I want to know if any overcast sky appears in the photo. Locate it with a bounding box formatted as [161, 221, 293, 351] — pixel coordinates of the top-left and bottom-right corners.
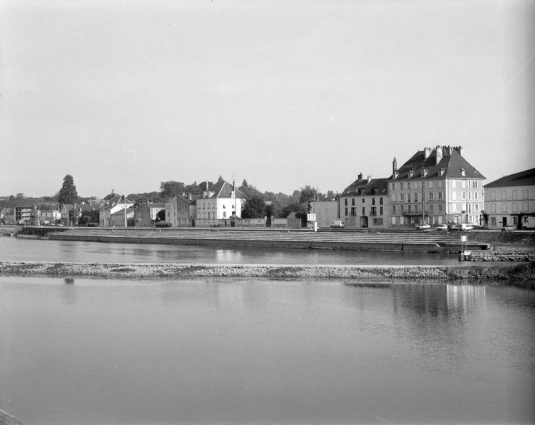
[1, 0, 534, 198]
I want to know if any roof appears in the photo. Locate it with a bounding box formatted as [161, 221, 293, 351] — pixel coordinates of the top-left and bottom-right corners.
[110, 208, 135, 216]
[390, 146, 485, 180]
[101, 195, 134, 209]
[484, 168, 535, 188]
[341, 178, 389, 197]
[202, 180, 246, 199]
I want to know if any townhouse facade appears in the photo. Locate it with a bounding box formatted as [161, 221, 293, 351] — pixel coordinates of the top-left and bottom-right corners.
[483, 168, 535, 229]
[99, 195, 134, 227]
[388, 146, 485, 227]
[166, 194, 197, 227]
[195, 180, 245, 227]
[339, 174, 389, 228]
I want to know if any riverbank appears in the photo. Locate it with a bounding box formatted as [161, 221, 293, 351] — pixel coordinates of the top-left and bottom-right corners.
[1, 261, 534, 284]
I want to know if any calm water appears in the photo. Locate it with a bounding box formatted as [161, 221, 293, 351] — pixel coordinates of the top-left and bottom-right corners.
[1, 277, 534, 424]
[0, 236, 467, 266]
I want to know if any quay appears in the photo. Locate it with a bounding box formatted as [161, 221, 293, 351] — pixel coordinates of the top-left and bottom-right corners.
[16, 226, 490, 253]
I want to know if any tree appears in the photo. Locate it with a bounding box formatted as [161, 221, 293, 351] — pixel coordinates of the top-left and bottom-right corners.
[218, 175, 225, 182]
[241, 194, 266, 219]
[265, 200, 282, 219]
[58, 175, 78, 206]
[298, 185, 320, 204]
[160, 181, 185, 200]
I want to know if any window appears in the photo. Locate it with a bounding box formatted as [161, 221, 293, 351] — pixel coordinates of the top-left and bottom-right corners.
[372, 198, 376, 205]
[408, 205, 411, 213]
[468, 192, 472, 200]
[414, 193, 418, 203]
[362, 207, 365, 215]
[429, 192, 434, 200]
[223, 212, 226, 218]
[512, 202, 518, 213]
[438, 192, 443, 200]
[437, 181, 442, 188]
[501, 203, 507, 213]
[352, 198, 355, 206]
[491, 203, 496, 213]
[400, 194, 404, 201]
[452, 192, 457, 201]
[523, 189, 529, 199]
[513, 216, 518, 225]
[380, 207, 383, 215]
[429, 205, 434, 212]
[400, 183, 404, 190]
[345, 208, 348, 216]
[401, 205, 405, 213]
[380, 197, 383, 205]
[467, 181, 472, 189]
[524, 202, 529, 212]
[392, 205, 397, 213]
[512, 190, 517, 201]
[474, 204, 479, 212]
[490, 191, 496, 201]
[391, 183, 396, 190]
[452, 203, 457, 212]
[473, 181, 478, 188]
[474, 192, 478, 200]
[362, 198, 365, 203]
[391, 194, 396, 202]
[501, 191, 507, 201]
[407, 193, 411, 203]
[461, 180, 466, 189]
[351, 207, 356, 216]
[344, 199, 348, 206]
[452, 180, 456, 188]
[438, 204, 443, 212]
[491, 217, 496, 226]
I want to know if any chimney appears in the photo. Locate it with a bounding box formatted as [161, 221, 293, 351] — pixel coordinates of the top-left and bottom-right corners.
[392, 157, 397, 175]
[435, 145, 443, 165]
[358, 172, 363, 180]
[456, 146, 463, 157]
[367, 176, 371, 183]
[424, 147, 432, 159]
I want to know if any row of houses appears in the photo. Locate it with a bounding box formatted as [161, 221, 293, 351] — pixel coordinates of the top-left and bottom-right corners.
[311, 145, 534, 231]
[2, 146, 534, 230]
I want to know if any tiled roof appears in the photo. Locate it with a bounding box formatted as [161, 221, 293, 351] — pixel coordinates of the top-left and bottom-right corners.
[391, 147, 485, 180]
[204, 180, 246, 199]
[341, 178, 389, 197]
[484, 168, 535, 188]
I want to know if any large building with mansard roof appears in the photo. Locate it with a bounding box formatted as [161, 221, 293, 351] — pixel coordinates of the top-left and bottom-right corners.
[387, 146, 485, 227]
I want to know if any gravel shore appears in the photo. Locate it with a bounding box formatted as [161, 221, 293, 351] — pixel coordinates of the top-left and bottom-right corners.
[1, 261, 534, 283]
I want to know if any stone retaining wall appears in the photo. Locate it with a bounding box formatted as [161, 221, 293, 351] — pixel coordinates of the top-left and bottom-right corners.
[465, 252, 535, 262]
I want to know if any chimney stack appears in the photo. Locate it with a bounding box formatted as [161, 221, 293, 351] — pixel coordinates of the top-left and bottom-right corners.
[367, 176, 371, 183]
[358, 172, 363, 180]
[435, 145, 443, 165]
[424, 147, 432, 159]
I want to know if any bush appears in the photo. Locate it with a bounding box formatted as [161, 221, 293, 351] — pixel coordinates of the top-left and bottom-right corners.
[155, 221, 172, 228]
[88, 222, 99, 227]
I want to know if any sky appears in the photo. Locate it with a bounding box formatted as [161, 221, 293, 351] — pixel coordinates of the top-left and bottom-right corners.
[1, 0, 534, 198]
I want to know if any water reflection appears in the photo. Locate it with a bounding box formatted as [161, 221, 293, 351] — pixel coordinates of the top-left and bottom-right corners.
[1, 277, 534, 424]
[1, 236, 469, 266]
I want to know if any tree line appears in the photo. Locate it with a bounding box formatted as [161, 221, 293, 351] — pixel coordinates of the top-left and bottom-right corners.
[1, 174, 340, 220]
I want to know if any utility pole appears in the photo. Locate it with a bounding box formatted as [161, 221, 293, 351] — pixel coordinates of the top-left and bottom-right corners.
[421, 181, 425, 225]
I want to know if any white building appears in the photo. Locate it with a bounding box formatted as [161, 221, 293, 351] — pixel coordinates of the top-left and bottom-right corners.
[195, 180, 246, 227]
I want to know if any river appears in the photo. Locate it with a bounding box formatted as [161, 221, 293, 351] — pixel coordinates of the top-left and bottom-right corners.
[0, 276, 534, 424]
[0, 236, 468, 266]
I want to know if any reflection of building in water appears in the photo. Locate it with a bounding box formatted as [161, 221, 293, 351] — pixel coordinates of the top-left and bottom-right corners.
[446, 284, 486, 313]
[215, 249, 243, 263]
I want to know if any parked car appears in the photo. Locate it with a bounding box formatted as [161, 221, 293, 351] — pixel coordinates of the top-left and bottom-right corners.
[331, 220, 345, 228]
[448, 224, 460, 231]
[416, 224, 431, 231]
[436, 224, 448, 231]
[460, 224, 474, 231]
[501, 225, 516, 232]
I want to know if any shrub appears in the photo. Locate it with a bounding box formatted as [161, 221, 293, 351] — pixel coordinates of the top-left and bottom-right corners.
[155, 221, 172, 228]
[88, 222, 99, 227]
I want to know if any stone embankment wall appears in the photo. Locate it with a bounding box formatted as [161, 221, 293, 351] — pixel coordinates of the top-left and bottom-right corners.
[1, 261, 534, 284]
[465, 252, 535, 262]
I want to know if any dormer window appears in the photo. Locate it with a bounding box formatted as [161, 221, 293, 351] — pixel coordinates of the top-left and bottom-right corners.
[408, 170, 413, 178]
[460, 168, 466, 176]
